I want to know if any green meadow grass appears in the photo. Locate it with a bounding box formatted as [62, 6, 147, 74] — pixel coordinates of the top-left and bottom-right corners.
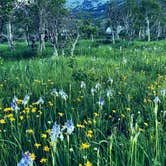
[0, 40, 166, 166]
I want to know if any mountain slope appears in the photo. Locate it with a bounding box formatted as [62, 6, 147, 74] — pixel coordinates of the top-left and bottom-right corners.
[66, 0, 110, 18]
[66, 0, 109, 9]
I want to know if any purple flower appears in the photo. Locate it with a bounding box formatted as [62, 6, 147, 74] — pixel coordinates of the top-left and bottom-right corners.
[59, 90, 68, 100]
[50, 122, 62, 142]
[36, 97, 44, 105]
[11, 102, 20, 111]
[51, 88, 59, 96]
[22, 95, 30, 107]
[63, 120, 74, 135]
[17, 152, 33, 166]
[12, 96, 18, 103]
[99, 98, 104, 107]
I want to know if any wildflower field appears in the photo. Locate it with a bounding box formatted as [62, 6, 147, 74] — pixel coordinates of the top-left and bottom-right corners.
[0, 40, 166, 166]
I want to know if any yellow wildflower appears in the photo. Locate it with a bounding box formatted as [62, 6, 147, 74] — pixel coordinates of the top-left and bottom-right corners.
[88, 120, 92, 125]
[87, 130, 93, 138]
[93, 112, 99, 118]
[48, 101, 53, 106]
[34, 143, 41, 148]
[40, 158, 47, 163]
[41, 134, 47, 139]
[4, 114, 13, 118]
[46, 129, 51, 133]
[121, 114, 126, 118]
[112, 110, 117, 113]
[84, 161, 92, 166]
[43, 146, 50, 152]
[144, 122, 149, 127]
[58, 112, 64, 117]
[17, 99, 23, 104]
[30, 153, 36, 161]
[31, 108, 37, 113]
[109, 115, 112, 118]
[26, 129, 34, 134]
[138, 128, 144, 132]
[77, 124, 85, 128]
[9, 117, 15, 122]
[50, 142, 57, 147]
[80, 143, 90, 150]
[24, 107, 30, 114]
[4, 107, 13, 112]
[144, 98, 147, 103]
[126, 107, 131, 112]
[0, 119, 6, 124]
[19, 116, 24, 120]
[148, 85, 155, 91]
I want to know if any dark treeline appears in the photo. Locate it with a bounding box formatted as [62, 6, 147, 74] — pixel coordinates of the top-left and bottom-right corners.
[0, 0, 166, 56]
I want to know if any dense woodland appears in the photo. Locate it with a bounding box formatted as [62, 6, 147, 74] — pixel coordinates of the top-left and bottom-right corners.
[0, 0, 166, 56]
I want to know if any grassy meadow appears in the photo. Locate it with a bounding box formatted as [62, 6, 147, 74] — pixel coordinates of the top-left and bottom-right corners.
[0, 40, 166, 166]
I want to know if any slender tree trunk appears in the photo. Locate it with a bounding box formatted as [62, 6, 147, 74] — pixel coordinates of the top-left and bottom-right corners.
[38, 9, 46, 54]
[62, 49, 65, 56]
[6, 20, 14, 51]
[157, 21, 161, 40]
[71, 33, 79, 57]
[116, 33, 120, 40]
[139, 27, 142, 40]
[53, 26, 58, 56]
[112, 31, 115, 44]
[25, 25, 30, 47]
[24, 33, 29, 47]
[53, 45, 58, 56]
[146, 17, 150, 42]
[0, 19, 4, 34]
[91, 34, 94, 42]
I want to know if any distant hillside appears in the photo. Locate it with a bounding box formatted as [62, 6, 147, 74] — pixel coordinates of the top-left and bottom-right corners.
[65, 0, 112, 18]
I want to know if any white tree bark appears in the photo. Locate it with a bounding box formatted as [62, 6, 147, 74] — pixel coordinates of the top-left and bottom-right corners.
[91, 34, 94, 42]
[116, 25, 124, 40]
[38, 9, 46, 54]
[139, 27, 142, 40]
[6, 20, 14, 51]
[62, 49, 65, 56]
[53, 25, 59, 56]
[112, 31, 115, 44]
[145, 17, 151, 42]
[53, 45, 58, 56]
[157, 21, 161, 40]
[71, 33, 79, 57]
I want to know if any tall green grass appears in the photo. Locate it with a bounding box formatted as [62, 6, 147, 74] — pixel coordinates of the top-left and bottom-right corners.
[0, 40, 165, 166]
